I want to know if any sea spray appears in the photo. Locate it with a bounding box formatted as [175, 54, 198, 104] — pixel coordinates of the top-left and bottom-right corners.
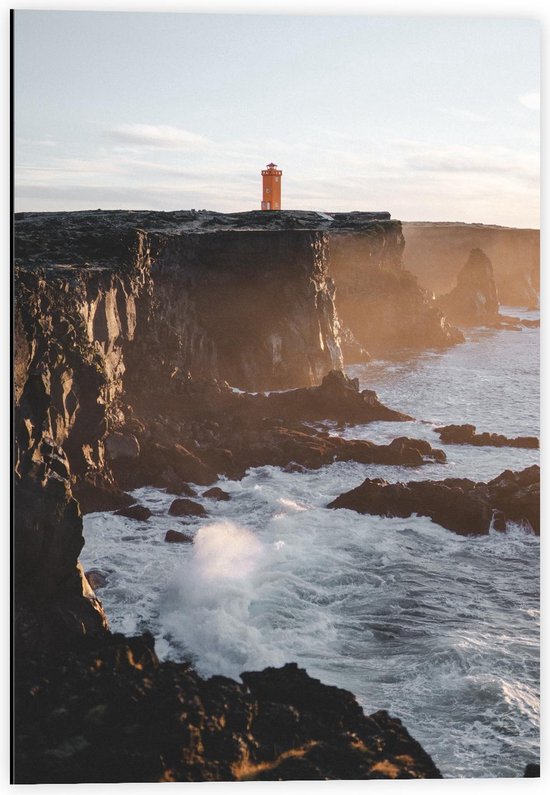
[160, 520, 287, 677]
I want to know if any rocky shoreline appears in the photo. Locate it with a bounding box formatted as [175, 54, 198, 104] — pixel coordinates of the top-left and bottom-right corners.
[13, 210, 540, 782]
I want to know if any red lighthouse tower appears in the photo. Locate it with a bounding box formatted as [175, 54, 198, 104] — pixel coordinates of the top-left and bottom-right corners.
[261, 162, 282, 210]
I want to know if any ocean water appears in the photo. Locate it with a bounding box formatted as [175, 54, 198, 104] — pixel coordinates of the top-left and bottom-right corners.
[81, 309, 540, 779]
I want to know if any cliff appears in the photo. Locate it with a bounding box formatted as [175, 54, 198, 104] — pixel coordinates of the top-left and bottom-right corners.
[14, 633, 442, 783]
[13, 211, 429, 645]
[329, 228, 463, 354]
[13, 209, 458, 781]
[402, 222, 540, 307]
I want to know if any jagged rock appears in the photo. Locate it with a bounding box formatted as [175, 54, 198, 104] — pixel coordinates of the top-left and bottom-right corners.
[223, 424, 445, 476]
[111, 442, 217, 491]
[437, 248, 500, 326]
[402, 221, 540, 308]
[85, 569, 108, 590]
[328, 232, 463, 354]
[13, 633, 442, 783]
[168, 498, 208, 517]
[72, 480, 134, 514]
[260, 370, 411, 424]
[165, 482, 198, 497]
[114, 504, 152, 521]
[435, 424, 539, 449]
[13, 439, 108, 652]
[202, 487, 231, 501]
[164, 529, 193, 544]
[104, 432, 140, 460]
[328, 465, 539, 535]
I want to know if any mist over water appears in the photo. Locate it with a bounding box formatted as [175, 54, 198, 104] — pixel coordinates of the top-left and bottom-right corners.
[82, 314, 539, 778]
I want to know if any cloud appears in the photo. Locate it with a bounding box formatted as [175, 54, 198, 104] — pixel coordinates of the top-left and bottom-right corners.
[519, 92, 540, 110]
[106, 124, 212, 150]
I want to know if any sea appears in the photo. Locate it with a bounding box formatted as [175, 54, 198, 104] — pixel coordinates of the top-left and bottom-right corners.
[81, 307, 540, 779]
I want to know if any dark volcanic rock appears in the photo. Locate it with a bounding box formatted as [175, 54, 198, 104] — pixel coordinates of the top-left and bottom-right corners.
[165, 482, 198, 497]
[261, 370, 411, 424]
[14, 438, 108, 652]
[168, 498, 208, 517]
[114, 504, 152, 521]
[72, 480, 135, 514]
[437, 248, 500, 326]
[85, 569, 108, 590]
[13, 633, 442, 783]
[111, 442, 217, 491]
[202, 487, 231, 501]
[328, 465, 539, 535]
[436, 424, 539, 449]
[164, 529, 193, 544]
[224, 425, 445, 477]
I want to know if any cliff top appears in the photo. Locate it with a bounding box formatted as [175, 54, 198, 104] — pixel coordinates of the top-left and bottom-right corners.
[402, 221, 539, 232]
[15, 209, 391, 233]
[14, 209, 395, 271]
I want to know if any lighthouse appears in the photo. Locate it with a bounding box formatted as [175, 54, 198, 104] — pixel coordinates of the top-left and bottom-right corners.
[261, 162, 282, 210]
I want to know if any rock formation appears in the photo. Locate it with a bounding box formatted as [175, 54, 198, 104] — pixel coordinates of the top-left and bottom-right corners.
[403, 222, 540, 308]
[328, 228, 464, 355]
[437, 248, 500, 326]
[14, 632, 442, 783]
[328, 465, 539, 535]
[435, 424, 539, 449]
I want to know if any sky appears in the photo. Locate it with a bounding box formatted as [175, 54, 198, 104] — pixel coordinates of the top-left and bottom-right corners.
[13, 11, 540, 226]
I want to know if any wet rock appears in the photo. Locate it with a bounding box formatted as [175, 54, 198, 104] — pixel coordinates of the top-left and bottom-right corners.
[261, 370, 411, 424]
[226, 424, 445, 476]
[73, 481, 135, 515]
[165, 482, 198, 497]
[202, 487, 231, 501]
[168, 498, 208, 518]
[328, 465, 539, 535]
[435, 424, 539, 449]
[164, 529, 193, 544]
[13, 633, 442, 783]
[114, 504, 152, 522]
[85, 569, 108, 590]
[111, 442, 217, 491]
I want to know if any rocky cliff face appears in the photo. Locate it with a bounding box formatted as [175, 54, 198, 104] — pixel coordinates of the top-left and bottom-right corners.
[13, 209, 459, 782]
[14, 210, 412, 646]
[328, 226, 464, 355]
[145, 229, 342, 390]
[403, 222, 540, 307]
[14, 633, 442, 783]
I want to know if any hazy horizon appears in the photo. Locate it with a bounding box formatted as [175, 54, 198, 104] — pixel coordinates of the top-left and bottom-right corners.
[14, 12, 540, 227]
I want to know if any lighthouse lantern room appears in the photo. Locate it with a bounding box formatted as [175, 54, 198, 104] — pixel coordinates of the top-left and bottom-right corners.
[261, 162, 282, 210]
